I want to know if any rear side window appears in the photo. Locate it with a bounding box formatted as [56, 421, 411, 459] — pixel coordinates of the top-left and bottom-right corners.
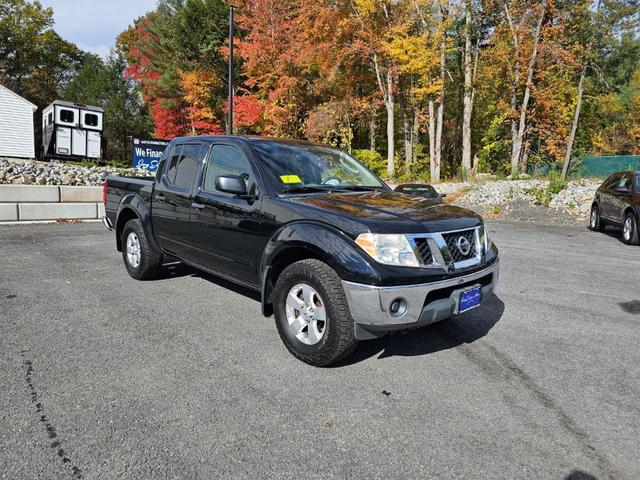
[636, 175, 640, 191]
[203, 144, 252, 193]
[165, 143, 202, 189]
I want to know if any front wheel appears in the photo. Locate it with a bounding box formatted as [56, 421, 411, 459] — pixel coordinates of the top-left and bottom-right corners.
[121, 219, 163, 280]
[622, 212, 640, 245]
[589, 205, 604, 232]
[273, 259, 357, 366]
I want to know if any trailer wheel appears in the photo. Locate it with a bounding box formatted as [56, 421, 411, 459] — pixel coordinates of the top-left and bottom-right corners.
[273, 259, 357, 367]
[121, 219, 162, 280]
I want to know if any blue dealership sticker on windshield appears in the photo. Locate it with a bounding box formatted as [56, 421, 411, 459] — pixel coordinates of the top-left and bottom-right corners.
[459, 287, 482, 313]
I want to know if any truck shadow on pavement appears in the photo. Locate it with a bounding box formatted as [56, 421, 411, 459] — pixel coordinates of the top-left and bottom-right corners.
[334, 294, 505, 367]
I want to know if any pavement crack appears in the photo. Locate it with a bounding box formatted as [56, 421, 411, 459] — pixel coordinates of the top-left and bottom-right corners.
[454, 342, 619, 480]
[20, 351, 83, 479]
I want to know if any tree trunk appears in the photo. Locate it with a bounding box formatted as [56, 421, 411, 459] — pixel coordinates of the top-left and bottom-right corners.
[402, 103, 412, 168]
[505, 5, 521, 161]
[428, 96, 437, 182]
[561, 66, 586, 180]
[461, 0, 473, 176]
[434, 35, 446, 182]
[412, 109, 419, 163]
[369, 115, 376, 151]
[510, 0, 547, 177]
[386, 71, 395, 177]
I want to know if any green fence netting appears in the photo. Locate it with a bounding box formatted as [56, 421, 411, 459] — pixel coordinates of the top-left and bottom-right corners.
[578, 156, 640, 178]
[529, 155, 640, 178]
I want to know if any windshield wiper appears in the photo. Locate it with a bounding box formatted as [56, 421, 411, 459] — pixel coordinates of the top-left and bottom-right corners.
[281, 185, 335, 194]
[331, 185, 383, 192]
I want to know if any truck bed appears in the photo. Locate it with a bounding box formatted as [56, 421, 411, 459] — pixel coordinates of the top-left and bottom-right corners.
[104, 175, 154, 221]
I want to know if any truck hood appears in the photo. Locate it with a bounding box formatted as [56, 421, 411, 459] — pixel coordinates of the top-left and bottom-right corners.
[287, 190, 483, 234]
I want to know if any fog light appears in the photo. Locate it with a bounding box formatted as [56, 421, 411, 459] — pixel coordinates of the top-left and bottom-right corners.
[389, 298, 407, 317]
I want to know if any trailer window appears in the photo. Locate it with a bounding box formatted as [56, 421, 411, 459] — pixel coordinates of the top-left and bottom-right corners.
[47, 112, 53, 125]
[60, 109, 75, 123]
[85, 113, 99, 127]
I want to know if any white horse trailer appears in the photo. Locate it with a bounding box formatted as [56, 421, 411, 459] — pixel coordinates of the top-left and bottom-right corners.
[42, 101, 104, 161]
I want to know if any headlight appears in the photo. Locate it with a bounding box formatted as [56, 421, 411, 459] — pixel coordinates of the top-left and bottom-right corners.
[480, 222, 491, 253]
[355, 233, 420, 267]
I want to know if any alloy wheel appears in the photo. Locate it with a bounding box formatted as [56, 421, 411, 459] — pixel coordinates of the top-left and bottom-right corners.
[623, 217, 633, 241]
[285, 283, 327, 345]
[126, 232, 141, 268]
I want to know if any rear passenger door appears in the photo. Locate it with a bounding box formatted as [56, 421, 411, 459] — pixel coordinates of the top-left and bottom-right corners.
[599, 173, 622, 220]
[151, 142, 203, 259]
[610, 173, 633, 223]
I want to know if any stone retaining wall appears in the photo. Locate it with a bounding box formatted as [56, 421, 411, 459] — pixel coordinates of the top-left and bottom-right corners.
[0, 185, 104, 222]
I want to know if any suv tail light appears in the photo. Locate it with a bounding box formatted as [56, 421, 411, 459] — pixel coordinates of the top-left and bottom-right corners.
[103, 180, 108, 207]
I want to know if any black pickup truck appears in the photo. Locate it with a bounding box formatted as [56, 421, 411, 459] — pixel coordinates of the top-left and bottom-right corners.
[104, 136, 499, 366]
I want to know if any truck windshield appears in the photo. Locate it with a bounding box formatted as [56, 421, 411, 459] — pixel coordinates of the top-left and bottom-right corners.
[251, 140, 386, 194]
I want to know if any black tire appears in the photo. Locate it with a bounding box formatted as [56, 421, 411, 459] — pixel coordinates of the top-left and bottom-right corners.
[273, 259, 357, 367]
[589, 204, 604, 232]
[622, 212, 640, 245]
[121, 219, 163, 280]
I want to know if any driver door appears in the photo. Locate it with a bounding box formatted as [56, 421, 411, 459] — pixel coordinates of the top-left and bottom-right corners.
[188, 143, 262, 286]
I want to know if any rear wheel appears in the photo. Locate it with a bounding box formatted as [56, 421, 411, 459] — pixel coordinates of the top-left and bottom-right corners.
[121, 219, 163, 279]
[622, 212, 640, 245]
[273, 259, 357, 367]
[589, 205, 604, 232]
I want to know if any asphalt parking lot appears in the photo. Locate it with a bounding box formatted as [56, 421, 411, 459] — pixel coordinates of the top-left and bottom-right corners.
[0, 221, 638, 479]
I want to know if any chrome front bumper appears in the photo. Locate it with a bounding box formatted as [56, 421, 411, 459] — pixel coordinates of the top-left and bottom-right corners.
[342, 260, 499, 340]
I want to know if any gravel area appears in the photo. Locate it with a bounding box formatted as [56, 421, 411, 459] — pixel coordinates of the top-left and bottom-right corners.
[434, 178, 601, 225]
[0, 158, 153, 186]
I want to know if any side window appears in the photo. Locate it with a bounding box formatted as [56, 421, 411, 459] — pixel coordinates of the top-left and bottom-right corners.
[85, 113, 99, 127]
[618, 174, 632, 191]
[603, 174, 621, 190]
[174, 143, 201, 188]
[636, 175, 640, 192]
[165, 143, 201, 189]
[60, 109, 75, 123]
[203, 145, 252, 193]
[165, 145, 183, 185]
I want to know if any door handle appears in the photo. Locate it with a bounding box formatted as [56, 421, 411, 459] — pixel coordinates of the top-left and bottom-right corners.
[191, 202, 205, 210]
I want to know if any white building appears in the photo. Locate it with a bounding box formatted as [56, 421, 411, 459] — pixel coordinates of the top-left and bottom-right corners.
[0, 84, 37, 159]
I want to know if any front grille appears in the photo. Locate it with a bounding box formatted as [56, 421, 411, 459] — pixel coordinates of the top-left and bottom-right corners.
[442, 229, 478, 263]
[413, 238, 434, 265]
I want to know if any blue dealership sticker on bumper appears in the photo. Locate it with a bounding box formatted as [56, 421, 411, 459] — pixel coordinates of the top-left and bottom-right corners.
[459, 287, 482, 313]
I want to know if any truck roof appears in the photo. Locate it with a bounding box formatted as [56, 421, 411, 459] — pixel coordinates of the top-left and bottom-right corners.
[169, 134, 327, 148]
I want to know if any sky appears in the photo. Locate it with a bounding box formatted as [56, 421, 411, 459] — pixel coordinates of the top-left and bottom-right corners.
[39, 0, 158, 58]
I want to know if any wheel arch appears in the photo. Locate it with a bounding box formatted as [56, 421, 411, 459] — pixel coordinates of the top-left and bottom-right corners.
[115, 194, 161, 254]
[259, 221, 379, 317]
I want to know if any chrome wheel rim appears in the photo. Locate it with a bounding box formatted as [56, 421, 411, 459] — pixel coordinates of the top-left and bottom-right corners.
[623, 217, 633, 241]
[285, 283, 327, 345]
[126, 232, 141, 268]
[590, 208, 598, 228]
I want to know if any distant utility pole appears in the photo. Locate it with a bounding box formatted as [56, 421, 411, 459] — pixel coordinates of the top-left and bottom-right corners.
[227, 3, 237, 135]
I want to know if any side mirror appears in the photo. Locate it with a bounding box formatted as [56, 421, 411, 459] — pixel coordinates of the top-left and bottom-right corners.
[215, 175, 248, 196]
[440, 193, 447, 198]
